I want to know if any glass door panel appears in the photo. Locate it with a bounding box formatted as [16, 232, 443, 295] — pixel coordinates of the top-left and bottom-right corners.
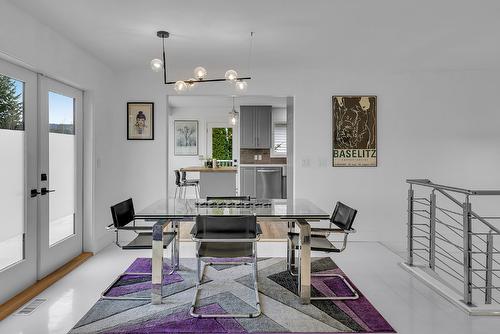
[0, 75, 25, 269]
[0, 60, 37, 304]
[48, 92, 75, 245]
[38, 77, 82, 278]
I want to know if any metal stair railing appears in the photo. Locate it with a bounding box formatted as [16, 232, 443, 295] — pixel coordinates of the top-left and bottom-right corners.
[406, 179, 500, 307]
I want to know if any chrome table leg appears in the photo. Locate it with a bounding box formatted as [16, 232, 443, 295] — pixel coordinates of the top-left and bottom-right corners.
[297, 219, 311, 304]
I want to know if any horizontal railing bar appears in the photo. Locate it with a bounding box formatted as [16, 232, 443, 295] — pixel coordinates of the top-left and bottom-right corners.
[471, 268, 500, 272]
[472, 216, 500, 220]
[413, 226, 430, 235]
[434, 263, 464, 282]
[434, 249, 463, 266]
[436, 207, 463, 217]
[436, 210, 463, 229]
[407, 179, 475, 195]
[413, 212, 430, 220]
[470, 232, 500, 236]
[413, 238, 430, 250]
[407, 179, 500, 196]
[413, 209, 431, 213]
[412, 223, 430, 227]
[414, 197, 430, 202]
[434, 232, 464, 251]
[435, 256, 465, 279]
[413, 248, 429, 252]
[414, 200, 430, 206]
[413, 252, 430, 264]
[471, 251, 500, 254]
[414, 235, 430, 240]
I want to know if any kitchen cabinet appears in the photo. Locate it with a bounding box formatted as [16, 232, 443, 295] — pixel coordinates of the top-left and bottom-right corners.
[240, 167, 256, 198]
[240, 106, 271, 149]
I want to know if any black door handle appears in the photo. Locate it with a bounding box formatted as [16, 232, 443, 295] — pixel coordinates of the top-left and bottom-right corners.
[30, 189, 41, 198]
[40, 187, 55, 195]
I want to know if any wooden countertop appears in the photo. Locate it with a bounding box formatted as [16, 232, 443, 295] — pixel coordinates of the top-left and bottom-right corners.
[181, 166, 237, 173]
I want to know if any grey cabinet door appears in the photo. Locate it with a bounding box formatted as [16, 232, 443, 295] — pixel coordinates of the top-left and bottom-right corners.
[240, 106, 255, 148]
[240, 167, 256, 198]
[255, 106, 271, 148]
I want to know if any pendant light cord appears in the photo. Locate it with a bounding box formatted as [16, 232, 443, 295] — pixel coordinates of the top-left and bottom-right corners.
[247, 32, 254, 77]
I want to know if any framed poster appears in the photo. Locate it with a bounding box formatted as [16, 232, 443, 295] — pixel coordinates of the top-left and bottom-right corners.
[332, 96, 377, 167]
[174, 120, 198, 156]
[127, 102, 154, 140]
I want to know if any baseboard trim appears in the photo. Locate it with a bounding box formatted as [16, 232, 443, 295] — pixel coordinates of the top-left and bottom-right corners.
[0, 252, 93, 321]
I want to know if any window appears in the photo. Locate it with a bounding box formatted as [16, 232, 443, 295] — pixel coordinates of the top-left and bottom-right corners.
[271, 123, 287, 157]
[211, 127, 233, 160]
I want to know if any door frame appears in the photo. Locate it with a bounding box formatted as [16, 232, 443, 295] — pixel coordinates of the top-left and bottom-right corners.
[0, 59, 38, 303]
[37, 76, 83, 279]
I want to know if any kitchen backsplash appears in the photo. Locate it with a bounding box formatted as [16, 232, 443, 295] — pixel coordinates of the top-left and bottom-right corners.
[240, 149, 287, 164]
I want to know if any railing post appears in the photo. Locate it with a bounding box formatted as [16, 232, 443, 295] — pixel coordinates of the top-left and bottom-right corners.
[462, 196, 473, 305]
[407, 186, 414, 266]
[429, 191, 436, 270]
[485, 230, 493, 304]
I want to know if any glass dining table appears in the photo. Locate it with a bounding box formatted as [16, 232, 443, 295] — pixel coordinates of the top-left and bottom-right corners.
[135, 198, 330, 305]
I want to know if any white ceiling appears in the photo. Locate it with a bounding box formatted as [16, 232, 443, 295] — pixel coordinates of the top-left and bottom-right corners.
[168, 95, 287, 108]
[9, 0, 500, 73]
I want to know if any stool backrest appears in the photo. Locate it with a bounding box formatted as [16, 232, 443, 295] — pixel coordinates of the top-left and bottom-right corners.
[206, 196, 251, 201]
[181, 171, 187, 182]
[174, 170, 182, 186]
[195, 215, 257, 238]
[330, 201, 357, 230]
[110, 198, 135, 228]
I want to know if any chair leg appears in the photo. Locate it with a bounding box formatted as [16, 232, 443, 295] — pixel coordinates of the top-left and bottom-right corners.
[286, 236, 359, 301]
[190, 252, 261, 318]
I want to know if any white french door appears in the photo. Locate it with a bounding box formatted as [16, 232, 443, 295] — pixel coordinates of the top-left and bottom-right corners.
[37, 76, 83, 278]
[0, 59, 38, 303]
[0, 62, 84, 303]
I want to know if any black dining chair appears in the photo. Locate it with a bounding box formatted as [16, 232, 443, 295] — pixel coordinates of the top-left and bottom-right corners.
[287, 201, 359, 300]
[190, 215, 262, 318]
[101, 198, 179, 301]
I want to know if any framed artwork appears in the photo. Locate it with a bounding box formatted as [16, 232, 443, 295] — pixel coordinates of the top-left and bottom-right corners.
[127, 102, 154, 140]
[174, 120, 199, 156]
[332, 96, 377, 167]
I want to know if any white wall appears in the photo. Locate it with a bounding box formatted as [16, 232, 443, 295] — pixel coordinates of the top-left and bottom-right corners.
[112, 67, 500, 253]
[0, 0, 118, 252]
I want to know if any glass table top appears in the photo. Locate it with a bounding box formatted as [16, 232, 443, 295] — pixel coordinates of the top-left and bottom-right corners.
[135, 198, 330, 220]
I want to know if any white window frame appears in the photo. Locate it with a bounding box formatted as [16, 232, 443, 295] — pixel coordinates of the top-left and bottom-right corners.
[270, 121, 287, 158]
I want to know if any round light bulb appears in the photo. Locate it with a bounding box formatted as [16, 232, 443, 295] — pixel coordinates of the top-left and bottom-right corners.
[235, 80, 248, 92]
[174, 81, 188, 93]
[225, 69, 238, 81]
[150, 58, 163, 72]
[187, 78, 197, 89]
[193, 66, 207, 80]
[231, 115, 237, 125]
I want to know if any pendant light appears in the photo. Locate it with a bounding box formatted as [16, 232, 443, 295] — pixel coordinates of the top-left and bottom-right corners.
[228, 96, 238, 125]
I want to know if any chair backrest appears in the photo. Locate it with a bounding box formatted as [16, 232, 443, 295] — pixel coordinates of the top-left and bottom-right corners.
[330, 201, 357, 230]
[174, 170, 181, 186]
[195, 215, 257, 238]
[206, 196, 251, 201]
[110, 198, 135, 228]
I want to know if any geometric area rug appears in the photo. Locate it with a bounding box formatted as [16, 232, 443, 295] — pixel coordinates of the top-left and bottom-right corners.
[70, 257, 395, 333]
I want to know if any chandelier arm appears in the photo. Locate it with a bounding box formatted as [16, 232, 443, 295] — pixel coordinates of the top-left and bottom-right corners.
[165, 77, 251, 85]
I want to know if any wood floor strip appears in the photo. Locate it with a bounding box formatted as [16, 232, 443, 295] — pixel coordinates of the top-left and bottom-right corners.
[0, 252, 93, 321]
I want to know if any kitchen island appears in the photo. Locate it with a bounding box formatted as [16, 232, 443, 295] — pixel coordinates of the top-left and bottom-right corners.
[180, 166, 237, 198]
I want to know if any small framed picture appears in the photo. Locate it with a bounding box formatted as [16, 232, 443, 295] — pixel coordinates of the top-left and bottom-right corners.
[174, 120, 198, 156]
[127, 102, 154, 140]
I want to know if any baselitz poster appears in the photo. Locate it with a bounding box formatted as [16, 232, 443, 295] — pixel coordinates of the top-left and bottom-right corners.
[332, 96, 377, 167]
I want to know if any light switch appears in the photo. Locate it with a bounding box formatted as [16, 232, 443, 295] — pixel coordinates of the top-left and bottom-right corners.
[301, 158, 311, 167]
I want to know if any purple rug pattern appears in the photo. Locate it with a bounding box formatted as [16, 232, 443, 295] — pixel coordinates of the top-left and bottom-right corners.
[70, 257, 395, 334]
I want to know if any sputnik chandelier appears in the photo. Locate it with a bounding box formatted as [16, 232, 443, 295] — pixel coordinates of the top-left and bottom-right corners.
[150, 31, 253, 93]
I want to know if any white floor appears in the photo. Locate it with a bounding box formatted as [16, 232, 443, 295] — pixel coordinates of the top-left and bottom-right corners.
[2, 241, 500, 334]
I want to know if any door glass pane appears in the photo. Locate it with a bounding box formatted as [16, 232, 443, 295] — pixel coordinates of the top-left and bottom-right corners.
[211, 128, 233, 160]
[0, 74, 25, 270]
[48, 91, 75, 246]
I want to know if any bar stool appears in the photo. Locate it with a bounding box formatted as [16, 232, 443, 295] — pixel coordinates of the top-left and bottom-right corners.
[174, 170, 199, 198]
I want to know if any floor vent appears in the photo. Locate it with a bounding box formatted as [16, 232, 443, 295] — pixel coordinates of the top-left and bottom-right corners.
[16, 298, 47, 315]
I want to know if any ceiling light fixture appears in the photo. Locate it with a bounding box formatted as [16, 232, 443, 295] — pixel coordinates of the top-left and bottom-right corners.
[151, 31, 253, 93]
